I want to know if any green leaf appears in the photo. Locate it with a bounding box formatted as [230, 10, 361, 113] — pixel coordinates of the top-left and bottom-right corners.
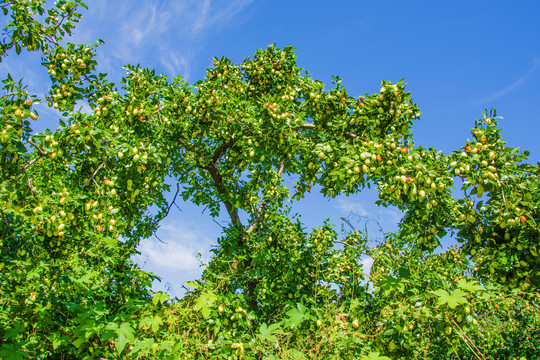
[457, 278, 484, 292]
[152, 291, 170, 305]
[115, 322, 135, 354]
[150, 315, 162, 332]
[258, 322, 284, 342]
[194, 290, 217, 319]
[72, 336, 86, 348]
[285, 303, 310, 328]
[360, 351, 392, 360]
[434, 289, 467, 309]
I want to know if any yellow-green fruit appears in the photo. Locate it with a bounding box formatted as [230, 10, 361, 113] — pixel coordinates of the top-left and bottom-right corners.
[477, 184, 484, 198]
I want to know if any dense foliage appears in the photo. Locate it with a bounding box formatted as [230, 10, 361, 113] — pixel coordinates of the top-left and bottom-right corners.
[1, 1, 539, 359]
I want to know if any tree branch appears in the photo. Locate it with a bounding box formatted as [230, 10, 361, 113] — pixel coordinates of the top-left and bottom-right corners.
[23, 168, 38, 197]
[298, 122, 366, 141]
[29, 140, 46, 155]
[82, 162, 105, 188]
[212, 140, 236, 165]
[246, 160, 285, 234]
[205, 163, 241, 227]
[162, 182, 181, 219]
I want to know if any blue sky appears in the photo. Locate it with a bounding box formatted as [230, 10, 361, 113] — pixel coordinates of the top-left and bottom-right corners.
[2, 1, 539, 297]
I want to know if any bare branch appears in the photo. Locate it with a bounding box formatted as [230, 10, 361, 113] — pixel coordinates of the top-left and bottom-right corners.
[246, 202, 266, 234]
[298, 123, 316, 130]
[333, 240, 355, 248]
[246, 161, 285, 234]
[82, 162, 105, 189]
[154, 233, 165, 244]
[212, 140, 236, 165]
[23, 168, 38, 197]
[212, 218, 226, 230]
[298, 122, 366, 141]
[204, 162, 241, 227]
[340, 216, 357, 231]
[24, 154, 44, 171]
[451, 319, 486, 360]
[147, 105, 166, 121]
[29, 140, 46, 155]
[163, 182, 181, 219]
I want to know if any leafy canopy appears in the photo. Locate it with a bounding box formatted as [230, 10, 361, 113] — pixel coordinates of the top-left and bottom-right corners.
[1, 1, 539, 359]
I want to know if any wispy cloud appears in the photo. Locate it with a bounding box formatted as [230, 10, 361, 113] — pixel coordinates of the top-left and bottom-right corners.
[160, 52, 192, 81]
[335, 198, 403, 235]
[67, 0, 254, 81]
[336, 198, 370, 217]
[478, 60, 540, 104]
[136, 220, 213, 271]
[362, 256, 375, 274]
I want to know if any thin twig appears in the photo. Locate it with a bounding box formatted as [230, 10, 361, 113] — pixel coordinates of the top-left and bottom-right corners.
[298, 123, 366, 141]
[154, 233, 165, 244]
[340, 216, 357, 231]
[29, 140, 46, 155]
[212, 218, 226, 230]
[163, 183, 181, 218]
[451, 319, 486, 360]
[82, 162, 105, 188]
[147, 105, 166, 121]
[333, 240, 355, 248]
[24, 154, 44, 171]
[23, 168, 38, 197]
[246, 160, 285, 234]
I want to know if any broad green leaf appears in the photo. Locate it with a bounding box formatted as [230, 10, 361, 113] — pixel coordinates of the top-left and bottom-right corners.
[194, 290, 217, 319]
[360, 351, 392, 360]
[434, 289, 467, 309]
[457, 278, 484, 292]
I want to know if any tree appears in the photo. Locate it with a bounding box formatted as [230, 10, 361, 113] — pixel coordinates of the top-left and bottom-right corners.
[1, 1, 539, 358]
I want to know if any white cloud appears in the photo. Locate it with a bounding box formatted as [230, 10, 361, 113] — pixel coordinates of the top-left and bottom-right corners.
[66, 0, 254, 81]
[161, 52, 192, 81]
[136, 220, 213, 271]
[361, 256, 375, 275]
[336, 198, 370, 217]
[479, 60, 539, 104]
[380, 208, 403, 225]
[335, 198, 403, 236]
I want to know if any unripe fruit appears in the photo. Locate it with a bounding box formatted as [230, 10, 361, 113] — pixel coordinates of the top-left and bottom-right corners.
[477, 184, 484, 198]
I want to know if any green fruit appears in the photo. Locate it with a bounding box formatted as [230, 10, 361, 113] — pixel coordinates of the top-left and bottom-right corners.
[477, 184, 484, 198]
